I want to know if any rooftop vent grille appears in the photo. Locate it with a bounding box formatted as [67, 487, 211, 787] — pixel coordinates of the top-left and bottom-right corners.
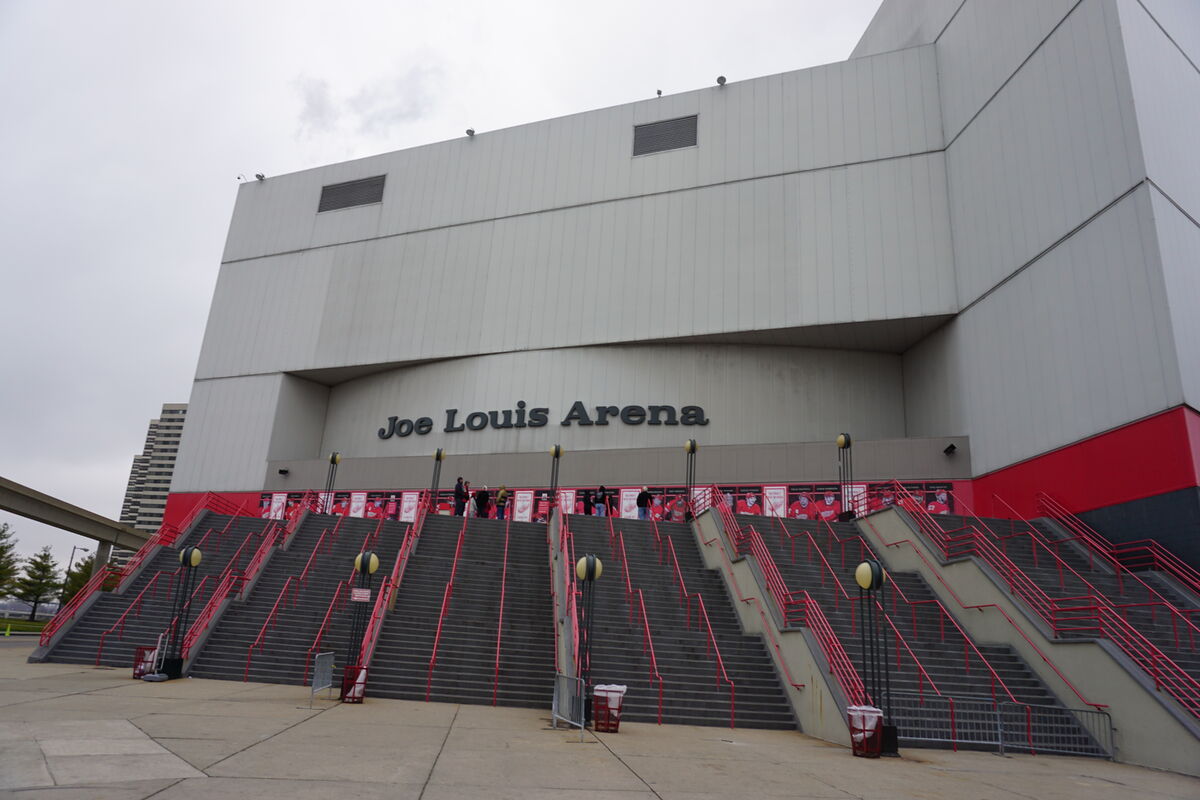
[318, 175, 386, 212]
[633, 115, 698, 156]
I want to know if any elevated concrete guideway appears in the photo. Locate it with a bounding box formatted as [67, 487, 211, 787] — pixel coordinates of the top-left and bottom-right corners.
[0, 476, 149, 570]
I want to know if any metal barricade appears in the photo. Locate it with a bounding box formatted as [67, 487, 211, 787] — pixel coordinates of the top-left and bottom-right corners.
[551, 673, 585, 740]
[889, 691, 1113, 758]
[309, 651, 335, 708]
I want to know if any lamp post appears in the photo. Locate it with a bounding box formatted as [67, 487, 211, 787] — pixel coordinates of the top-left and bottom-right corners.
[683, 439, 698, 519]
[549, 444, 563, 501]
[575, 554, 602, 724]
[60, 545, 90, 603]
[323, 451, 341, 513]
[163, 545, 202, 679]
[342, 550, 379, 701]
[836, 433, 855, 520]
[854, 558, 898, 754]
[430, 448, 446, 510]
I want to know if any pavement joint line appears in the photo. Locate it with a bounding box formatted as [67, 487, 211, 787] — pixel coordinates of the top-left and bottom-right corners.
[139, 776, 187, 799]
[418, 704, 461, 800]
[184, 700, 334, 775]
[588, 730, 666, 800]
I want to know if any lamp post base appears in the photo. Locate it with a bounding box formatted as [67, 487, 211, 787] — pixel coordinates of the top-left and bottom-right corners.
[160, 658, 183, 680]
[880, 724, 900, 755]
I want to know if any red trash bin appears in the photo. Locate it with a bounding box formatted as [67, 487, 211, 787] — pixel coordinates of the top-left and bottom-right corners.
[132, 646, 157, 679]
[848, 705, 883, 758]
[593, 685, 627, 733]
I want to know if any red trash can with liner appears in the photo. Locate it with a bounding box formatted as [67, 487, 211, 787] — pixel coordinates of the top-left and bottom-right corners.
[593, 684, 627, 733]
[848, 705, 883, 757]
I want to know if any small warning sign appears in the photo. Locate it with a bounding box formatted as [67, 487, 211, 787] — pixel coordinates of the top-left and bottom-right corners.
[351, 588, 371, 603]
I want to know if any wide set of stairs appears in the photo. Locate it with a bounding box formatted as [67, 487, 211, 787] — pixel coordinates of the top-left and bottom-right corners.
[570, 515, 794, 728]
[366, 515, 555, 707]
[189, 514, 409, 686]
[743, 514, 1105, 753]
[935, 513, 1200, 683]
[42, 514, 274, 667]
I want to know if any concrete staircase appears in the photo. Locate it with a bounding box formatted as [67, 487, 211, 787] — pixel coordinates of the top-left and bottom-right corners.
[570, 516, 794, 729]
[42, 514, 274, 668]
[189, 514, 408, 686]
[749, 515, 1106, 754]
[936, 514, 1200, 683]
[366, 516, 555, 708]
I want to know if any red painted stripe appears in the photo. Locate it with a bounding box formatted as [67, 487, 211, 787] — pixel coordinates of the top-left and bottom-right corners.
[972, 406, 1200, 518]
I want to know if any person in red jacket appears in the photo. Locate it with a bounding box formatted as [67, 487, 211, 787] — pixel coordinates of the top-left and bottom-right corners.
[817, 491, 841, 520]
[788, 493, 816, 519]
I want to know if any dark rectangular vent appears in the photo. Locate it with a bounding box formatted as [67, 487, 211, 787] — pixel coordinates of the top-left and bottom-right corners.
[318, 175, 386, 212]
[633, 115, 698, 156]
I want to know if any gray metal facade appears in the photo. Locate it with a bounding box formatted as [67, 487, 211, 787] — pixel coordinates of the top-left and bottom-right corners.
[173, 0, 1200, 493]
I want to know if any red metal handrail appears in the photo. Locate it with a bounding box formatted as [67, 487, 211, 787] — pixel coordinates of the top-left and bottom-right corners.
[304, 579, 351, 682]
[892, 482, 1200, 717]
[610, 529, 665, 724]
[1036, 491, 1200, 607]
[95, 569, 177, 664]
[238, 522, 282, 597]
[182, 568, 241, 661]
[244, 576, 298, 680]
[426, 515, 468, 700]
[858, 514, 1105, 709]
[355, 492, 429, 679]
[962, 493, 1200, 652]
[788, 517, 1018, 702]
[299, 526, 337, 585]
[159, 575, 215, 649]
[657, 534, 734, 726]
[736, 527, 868, 705]
[40, 565, 117, 645]
[492, 515, 512, 705]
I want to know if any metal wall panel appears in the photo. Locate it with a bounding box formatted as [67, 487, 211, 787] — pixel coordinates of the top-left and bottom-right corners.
[317, 344, 905, 459]
[935, 0, 1078, 140]
[197, 153, 955, 380]
[171, 375, 285, 493]
[220, 46, 942, 266]
[945, 0, 1144, 308]
[850, 0, 962, 58]
[904, 187, 1181, 474]
[1150, 190, 1200, 410]
[1117, 0, 1200, 222]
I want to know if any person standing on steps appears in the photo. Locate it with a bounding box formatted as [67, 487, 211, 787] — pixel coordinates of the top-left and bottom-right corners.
[594, 486, 608, 517]
[495, 486, 508, 520]
[454, 477, 468, 516]
[475, 485, 490, 518]
[636, 486, 653, 520]
[581, 490, 594, 517]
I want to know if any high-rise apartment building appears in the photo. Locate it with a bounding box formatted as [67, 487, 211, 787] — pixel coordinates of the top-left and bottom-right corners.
[120, 404, 187, 533]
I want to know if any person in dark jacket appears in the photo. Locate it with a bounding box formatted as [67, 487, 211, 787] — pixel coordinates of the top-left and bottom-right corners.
[594, 486, 608, 517]
[581, 490, 593, 516]
[636, 486, 652, 520]
[453, 477, 468, 516]
[475, 486, 490, 518]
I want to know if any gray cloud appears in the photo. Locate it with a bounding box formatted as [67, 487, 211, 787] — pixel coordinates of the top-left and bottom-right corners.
[295, 76, 339, 137]
[349, 66, 441, 136]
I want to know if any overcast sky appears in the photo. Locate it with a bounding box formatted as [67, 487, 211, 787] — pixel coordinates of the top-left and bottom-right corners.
[0, 0, 881, 566]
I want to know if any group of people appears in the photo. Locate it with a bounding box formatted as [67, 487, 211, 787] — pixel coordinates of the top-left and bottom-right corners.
[453, 477, 510, 519]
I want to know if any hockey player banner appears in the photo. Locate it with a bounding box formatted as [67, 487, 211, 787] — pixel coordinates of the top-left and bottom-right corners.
[269, 493, 288, 521]
[349, 492, 367, 518]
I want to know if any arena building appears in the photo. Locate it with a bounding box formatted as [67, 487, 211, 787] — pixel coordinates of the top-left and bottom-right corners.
[169, 0, 1200, 563]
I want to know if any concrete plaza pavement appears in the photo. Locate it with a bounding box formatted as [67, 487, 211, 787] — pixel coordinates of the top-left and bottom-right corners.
[0, 639, 1197, 799]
